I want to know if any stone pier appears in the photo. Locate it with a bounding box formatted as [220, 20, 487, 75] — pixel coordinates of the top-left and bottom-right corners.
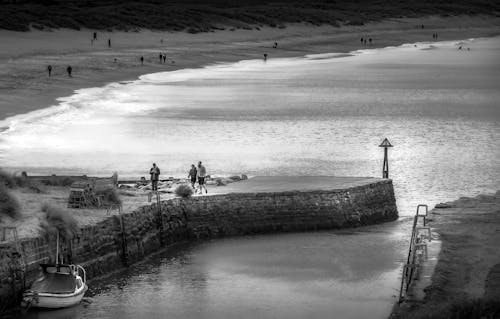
[0, 176, 398, 311]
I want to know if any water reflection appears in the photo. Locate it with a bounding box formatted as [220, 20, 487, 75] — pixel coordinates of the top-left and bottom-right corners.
[18, 220, 411, 319]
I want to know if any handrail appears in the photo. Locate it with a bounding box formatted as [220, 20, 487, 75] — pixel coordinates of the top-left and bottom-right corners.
[399, 204, 431, 302]
[76, 264, 87, 283]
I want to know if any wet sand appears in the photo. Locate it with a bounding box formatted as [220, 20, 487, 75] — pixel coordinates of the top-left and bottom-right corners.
[391, 191, 500, 318]
[1, 15, 500, 121]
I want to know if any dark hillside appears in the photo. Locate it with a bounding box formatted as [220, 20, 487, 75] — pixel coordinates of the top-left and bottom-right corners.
[1, 0, 499, 31]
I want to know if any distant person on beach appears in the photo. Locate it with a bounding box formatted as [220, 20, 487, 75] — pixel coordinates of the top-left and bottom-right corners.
[421, 24, 424, 29]
[360, 37, 364, 44]
[108, 38, 111, 47]
[369, 38, 372, 45]
[197, 161, 207, 194]
[263, 53, 268, 61]
[163, 54, 166, 63]
[66, 66, 72, 77]
[140, 56, 144, 65]
[188, 164, 197, 189]
[159, 53, 163, 63]
[273, 42, 278, 48]
[93, 32, 97, 40]
[150, 163, 160, 191]
[47, 65, 52, 77]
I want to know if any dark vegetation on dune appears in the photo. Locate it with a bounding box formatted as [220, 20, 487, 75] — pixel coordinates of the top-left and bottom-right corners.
[1, 0, 499, 32]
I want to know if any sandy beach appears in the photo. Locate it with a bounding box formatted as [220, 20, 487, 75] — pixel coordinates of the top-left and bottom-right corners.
[1, 15, 500, 121]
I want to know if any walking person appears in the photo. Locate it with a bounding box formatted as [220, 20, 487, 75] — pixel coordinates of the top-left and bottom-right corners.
[66, 65, 72, 77]
[196, 161, 208, 194]
[93, 32, 97, 40]
[188, 164, 197, 190]
[140, 56, 144, 65]
[108, 38, 111, 47]
[149, 163, 160, 191]
[163, 54, 166, 63]
[159, 53, 163, 63]
[47, 65, 52, 77]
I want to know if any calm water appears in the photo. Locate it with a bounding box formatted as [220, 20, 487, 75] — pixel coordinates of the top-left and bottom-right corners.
[1, 37, 500, 318]
[18, 221, 410, 319]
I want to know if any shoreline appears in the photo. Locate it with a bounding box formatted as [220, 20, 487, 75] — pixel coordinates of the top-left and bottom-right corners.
[1, 15, 500, 122]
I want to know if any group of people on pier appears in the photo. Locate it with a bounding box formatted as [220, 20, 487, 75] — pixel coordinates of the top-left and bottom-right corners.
[149, 161, 208, 194]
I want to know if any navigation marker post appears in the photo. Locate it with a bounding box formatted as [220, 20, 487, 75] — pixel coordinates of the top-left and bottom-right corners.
[379, 138, 393, 178]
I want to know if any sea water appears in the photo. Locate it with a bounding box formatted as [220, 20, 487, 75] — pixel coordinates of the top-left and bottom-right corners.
[1, 37, 499, 215]
[2, 37, 500, 318]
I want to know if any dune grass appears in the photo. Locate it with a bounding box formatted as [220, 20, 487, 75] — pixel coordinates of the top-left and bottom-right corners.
[0, 183, 20, 221]
[1, 0, 499, 32]
[0, 169, 28, 189]
[40, 203, 78, 240]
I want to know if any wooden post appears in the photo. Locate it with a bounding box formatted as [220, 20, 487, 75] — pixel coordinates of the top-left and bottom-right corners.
[156, 192, 164, 246]
[119, 213, 128, 266]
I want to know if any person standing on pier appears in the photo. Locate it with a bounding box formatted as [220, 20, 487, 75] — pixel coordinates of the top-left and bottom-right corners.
[188, 164, 197, 190]
[150, 163, 160, 191]
[197, 161, 208, 194]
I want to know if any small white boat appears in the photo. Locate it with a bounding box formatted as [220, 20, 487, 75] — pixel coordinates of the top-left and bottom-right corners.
[22, 263, 88, 309]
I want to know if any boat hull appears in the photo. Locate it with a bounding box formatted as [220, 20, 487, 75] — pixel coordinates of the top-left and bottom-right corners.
[23, 284, 87, 309]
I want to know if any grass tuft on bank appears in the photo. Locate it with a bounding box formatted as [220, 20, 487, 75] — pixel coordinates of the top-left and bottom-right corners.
[96, 188, 122, 205]
[397, 298, 500, 319]
[175, 184, 193, 198]
[0, 184, 20, 221]
[40, 203, 78, 240]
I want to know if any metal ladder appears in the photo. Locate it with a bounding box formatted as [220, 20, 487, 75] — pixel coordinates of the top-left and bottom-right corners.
[398, 204, 431, 302]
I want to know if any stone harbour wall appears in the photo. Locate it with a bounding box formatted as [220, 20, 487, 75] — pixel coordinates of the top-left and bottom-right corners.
[0, 179, 397, 311]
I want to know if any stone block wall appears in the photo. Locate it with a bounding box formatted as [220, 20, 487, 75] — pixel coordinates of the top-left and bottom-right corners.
[0, 179, 397, 311]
